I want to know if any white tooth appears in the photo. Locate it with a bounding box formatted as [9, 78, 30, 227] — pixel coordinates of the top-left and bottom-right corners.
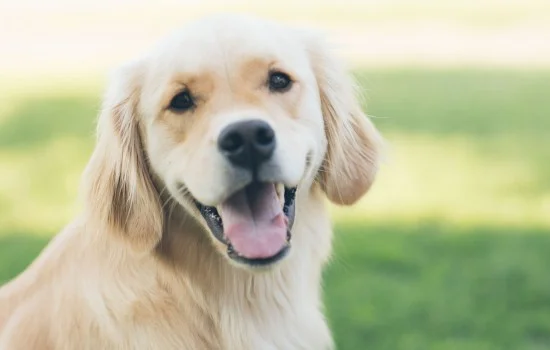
[276, 183, 285, 209]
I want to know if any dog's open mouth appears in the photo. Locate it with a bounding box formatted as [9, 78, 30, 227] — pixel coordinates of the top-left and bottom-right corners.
[195, 183, 296, 266]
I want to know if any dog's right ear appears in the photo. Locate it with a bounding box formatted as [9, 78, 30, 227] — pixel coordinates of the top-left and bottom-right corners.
[301, 31, 384, 205]
[83, 60, 163, 252]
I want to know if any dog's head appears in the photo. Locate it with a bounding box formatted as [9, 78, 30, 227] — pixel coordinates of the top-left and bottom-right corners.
[84, 15, 382, 268]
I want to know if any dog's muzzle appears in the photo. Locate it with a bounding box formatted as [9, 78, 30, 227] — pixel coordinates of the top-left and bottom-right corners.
[191, 119, 297, 267]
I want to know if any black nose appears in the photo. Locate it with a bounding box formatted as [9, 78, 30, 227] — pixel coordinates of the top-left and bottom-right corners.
[218, 119, 276, 170]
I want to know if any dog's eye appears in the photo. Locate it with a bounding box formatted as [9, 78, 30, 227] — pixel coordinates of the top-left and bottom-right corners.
[268, 71, 292, 92]
[169, 90, 194, 112]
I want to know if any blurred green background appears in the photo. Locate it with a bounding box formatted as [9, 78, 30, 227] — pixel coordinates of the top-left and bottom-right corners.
[1, 1, 549, 349]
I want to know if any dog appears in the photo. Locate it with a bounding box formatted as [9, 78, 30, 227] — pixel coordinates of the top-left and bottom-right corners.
[0, 14, 382, 349]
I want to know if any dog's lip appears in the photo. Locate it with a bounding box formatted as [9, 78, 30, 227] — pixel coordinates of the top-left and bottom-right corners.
[227, 242, 290, 267]
[193, 184, 297, 266]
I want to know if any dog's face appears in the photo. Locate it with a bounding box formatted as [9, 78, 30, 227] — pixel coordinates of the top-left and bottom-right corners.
[84, 15, 382, 269]
[142, 18, 325, 266]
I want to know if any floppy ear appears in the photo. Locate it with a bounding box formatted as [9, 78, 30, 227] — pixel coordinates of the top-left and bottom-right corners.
[306, 34, 383, 205]
[83, 61, 162, 252]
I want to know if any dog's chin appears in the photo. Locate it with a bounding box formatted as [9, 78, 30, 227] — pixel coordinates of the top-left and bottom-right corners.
[192, 182, 297, 268]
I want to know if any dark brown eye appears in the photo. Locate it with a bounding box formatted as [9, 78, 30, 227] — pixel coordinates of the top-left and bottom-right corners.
[169, 90, 194, 112]
[268, 71, 292, 92]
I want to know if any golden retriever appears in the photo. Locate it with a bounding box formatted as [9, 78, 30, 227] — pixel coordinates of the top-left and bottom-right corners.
[0, 14, 382, 350]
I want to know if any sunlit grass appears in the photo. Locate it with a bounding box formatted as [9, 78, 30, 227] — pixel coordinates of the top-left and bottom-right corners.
[0, 137, 91, 234]
[333, 132, 550, 229]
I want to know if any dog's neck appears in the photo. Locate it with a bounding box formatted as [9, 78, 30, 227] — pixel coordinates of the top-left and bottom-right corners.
[152, 188, 331, 306]
[130, 195, 329, 348]
[155, 202, 305, 294]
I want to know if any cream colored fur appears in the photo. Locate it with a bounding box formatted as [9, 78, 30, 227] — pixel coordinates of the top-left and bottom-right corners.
[0, 15, 382, 350]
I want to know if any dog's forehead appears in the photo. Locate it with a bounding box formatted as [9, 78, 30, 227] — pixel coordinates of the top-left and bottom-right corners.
[151, 16, 309, 77]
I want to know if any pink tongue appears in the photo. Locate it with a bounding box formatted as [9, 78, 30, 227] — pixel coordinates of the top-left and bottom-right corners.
[219, 183, 288, 259]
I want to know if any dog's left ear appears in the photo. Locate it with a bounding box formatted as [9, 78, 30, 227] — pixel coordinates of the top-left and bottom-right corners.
[82, 60, 163, 252]
[302, 32, 384, 205]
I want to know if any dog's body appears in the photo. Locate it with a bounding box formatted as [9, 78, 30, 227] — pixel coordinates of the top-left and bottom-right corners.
[0, 15, 381, 350]
[0, 197, 333, 349]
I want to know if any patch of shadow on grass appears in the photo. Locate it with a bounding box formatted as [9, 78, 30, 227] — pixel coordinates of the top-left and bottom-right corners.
[325, 221, 550, 350]
[354, 69, 550, 137]
[0, 233, 51, 285]
[0, 94, 98, 151]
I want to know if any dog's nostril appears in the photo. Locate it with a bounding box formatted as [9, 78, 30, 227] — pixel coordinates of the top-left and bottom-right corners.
[220, 132, 244, 153]
[256, 126, 274, 146]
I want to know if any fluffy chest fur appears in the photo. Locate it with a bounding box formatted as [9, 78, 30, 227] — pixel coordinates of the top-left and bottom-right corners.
[0, 193, 334, 350]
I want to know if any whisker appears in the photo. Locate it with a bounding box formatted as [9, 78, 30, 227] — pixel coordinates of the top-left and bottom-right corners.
[167, 198, 179, 226]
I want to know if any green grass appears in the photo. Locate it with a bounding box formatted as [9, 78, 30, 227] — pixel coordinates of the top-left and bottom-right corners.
[1, 69, 549, 349]
[326, 223, 550, 350]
